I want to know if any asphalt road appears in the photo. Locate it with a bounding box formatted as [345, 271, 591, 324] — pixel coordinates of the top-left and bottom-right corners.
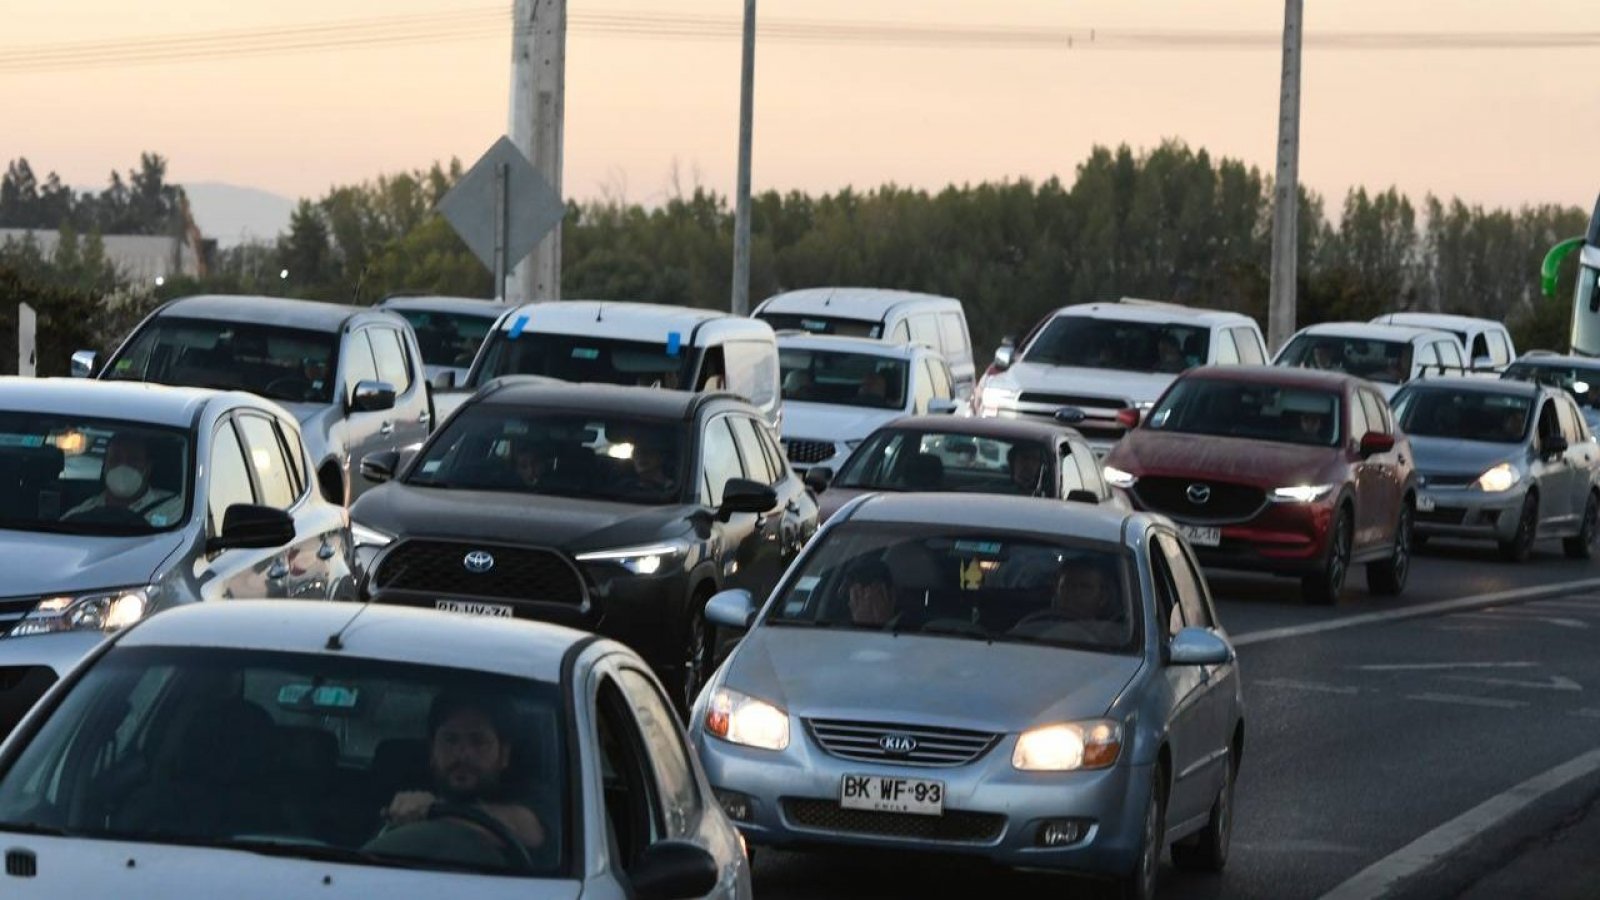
[749, 535, 1600, 899]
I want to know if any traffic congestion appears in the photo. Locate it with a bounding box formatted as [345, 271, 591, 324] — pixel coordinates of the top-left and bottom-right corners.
[1, 270, 1599, 900]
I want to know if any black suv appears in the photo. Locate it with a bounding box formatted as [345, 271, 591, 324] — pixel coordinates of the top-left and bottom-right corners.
[350, 380, 818, 708]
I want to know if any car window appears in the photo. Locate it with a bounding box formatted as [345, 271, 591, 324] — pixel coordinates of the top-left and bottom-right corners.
[1361, 391, 1392, 435]
[105, 317, 340, 405]
[1347, 391, 1371, 441]
[1232, 327, 1267, 365]
[1416, 342, 1439, 372]
[1536, 399, 1563, 448]
[780, 347, 909, 410]
[616, 668, 701, 837]
[1058, 445, 1088, 496]
[1156, 532, 1213, 629]
[910, 361, 937, 414]
[207, 422, 256, 533]
[1148, 379, 1341, 447]
[890, 320, 911, 343]
[1073, 446, 1107, 498]
[595, 676, 662, 866]
[908, 315, 941, 351]
[755, 424, 790, 480]
[1213, 328, 1240, 364]
[1555, 397, 1585, 444]
[278, 419, 307, 497]
[1026, 316, 1209, 373]
[938, 313, 970, 363]
[1438, 340, 1464, 371]
[1148, 540, 1187, 639]
[1279, 334, 1411, 384]
[700, 418, 744, 506]
[369, 328, 413, 395]
[344, 332, 381, 402]
[725, 341, 778, 411]
[924, 358, 953, 399]
[237, 415, 298, 510]
[728, 416, 777, 486]
[1488, 331, 1512, 366]
[393, 310, 495, 370]
[1393, 387, 1531, 443]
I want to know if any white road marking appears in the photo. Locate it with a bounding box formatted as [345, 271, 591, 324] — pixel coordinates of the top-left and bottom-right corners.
[1231, 578, 1600, 647]
[1443, 674, 1582, 692]
[1534, 617, 1589, 629]
[1404, 693, 1528, 710]
[1355, 662, 1537, 672]
[1255, 678, 1360, 695]
[1319, 746, 1600, 900]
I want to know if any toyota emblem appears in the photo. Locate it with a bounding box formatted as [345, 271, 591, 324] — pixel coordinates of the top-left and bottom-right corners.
[463, 550, 496, 574]
[1186, 483, 1212, 505]
[879, 734, 918, 755]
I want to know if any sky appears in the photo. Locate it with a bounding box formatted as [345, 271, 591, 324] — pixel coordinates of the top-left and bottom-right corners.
[3, 0, 1598, 213]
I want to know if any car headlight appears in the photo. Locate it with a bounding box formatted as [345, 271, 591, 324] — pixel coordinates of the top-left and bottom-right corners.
[575, 539, 690, 576]
[1476, 463, 1521, 493]
[1102, 465, 1138, 489]
[1270, 483, 1336, 504]
[705, 687, 790, 751]
[351, 520, 395, 549]
[1013, 719, 1123, 772]
[9, 586, 152, 637]
[979, 386, 1019, 416]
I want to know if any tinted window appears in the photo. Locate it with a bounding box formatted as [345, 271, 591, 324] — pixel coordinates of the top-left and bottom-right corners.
[369, 328, 412, 395]
[1025, 316, 1209, 374]
[1213, 329, 1240, 364]
[238, 415, 297, 510]
[729, 416, 777, 485]
[838, 429, 1048, 497]
[1148, 379, 1342, 447]
[344, 332, 380, 400]
[1469, 334, 1490, 362]
[758, 313, 881, 339]
[701, 418, 744, 506]
[616, 669, 701, 836]
[1157, 532, 1213, 629]
[394, 310, 496, 370]
[780, 348, 909, 410]
[0, 413, 191, 536]
[1232, 327, 1267, 365]
[1537, 400, 1563, 447]
[1502, 362, 1600, 409]
[207, 422, 255, 532]
[1278, 334, 1412, 384]
[471, 333, 694, 390]
[725, 341, 777, 410]
[106, 318, 339, 405]
[938, 313, 970, 363]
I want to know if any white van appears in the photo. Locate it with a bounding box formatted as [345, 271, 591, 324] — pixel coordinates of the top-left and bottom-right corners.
[753, 288, 977, 399]
[1370, 312, 1517, 372]
[461, 301, 782, 426]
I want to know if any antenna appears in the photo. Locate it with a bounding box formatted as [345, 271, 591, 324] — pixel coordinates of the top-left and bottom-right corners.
[595, 303, 605, 322]
[325, 599, 375, 651]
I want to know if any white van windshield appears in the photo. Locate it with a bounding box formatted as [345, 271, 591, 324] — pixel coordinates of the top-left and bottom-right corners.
[471, 332, 697, 389]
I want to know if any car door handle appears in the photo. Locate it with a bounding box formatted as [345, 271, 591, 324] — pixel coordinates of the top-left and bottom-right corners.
[317, 542, 336, 561]
[419, 410, 432, 425]
[379, 421, 394, 436]
[267, 560, 290, 580]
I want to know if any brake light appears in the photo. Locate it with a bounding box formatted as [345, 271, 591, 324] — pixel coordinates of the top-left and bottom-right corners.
[1116, 408, 1141, 429]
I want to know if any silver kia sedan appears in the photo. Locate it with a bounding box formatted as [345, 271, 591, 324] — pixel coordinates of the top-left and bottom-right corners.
[689, 494, 1243, 900]
[1392, 378, 1600, 561]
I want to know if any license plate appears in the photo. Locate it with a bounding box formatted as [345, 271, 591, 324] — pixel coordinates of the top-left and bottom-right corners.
[1416, 494, 1436, 512]
[435, 599, 513, 617]
[1178, 525, 1221, 547]
[840, 774, 945, 816]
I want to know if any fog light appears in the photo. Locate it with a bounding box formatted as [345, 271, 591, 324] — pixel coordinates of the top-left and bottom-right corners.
[715, 789, 754, 822]
[1037, 818, 1092, 847]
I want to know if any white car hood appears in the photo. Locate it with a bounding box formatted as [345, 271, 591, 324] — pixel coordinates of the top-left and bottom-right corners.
[780, 401, 901, 443]
[994, 363, 1178, 406]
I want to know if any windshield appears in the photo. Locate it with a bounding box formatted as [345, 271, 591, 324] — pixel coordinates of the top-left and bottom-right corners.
[408, 405, 687, 505]
[1278, 334, 1412, 384]
[1503, 362, 1600, 409]
[759, 313, 882, 339]
[837, 429, 1054, 496]
[470, 332, 695, 390]
[1148, 379, 1342, 447]
[765, 523, 1137, 653]
[0, 646, 568, 877]
[393, 310, 496, 371]
[780, 348, 908, 410]
[0, 413, 191, 535]
[1022, 315, 1209, 373]
[1394, 387, 1532, 444]
[105, 317, 339, 404]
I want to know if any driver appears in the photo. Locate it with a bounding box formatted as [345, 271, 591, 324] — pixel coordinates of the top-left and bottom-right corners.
[377, 693, 545, 857]
[1296, 411, 1328, 441]
[1155, 334, 1186, 373]
[1310, 344, 1342, 371]
[1051, 559, 1119, 623]
[65, 432, 183, 525]
[843, 559, 897, 627]
[621, 434, 676, 494]
[1008, 444, 1046, 496]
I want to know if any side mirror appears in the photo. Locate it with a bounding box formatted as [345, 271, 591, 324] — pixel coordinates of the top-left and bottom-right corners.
[993, 342, 1016, 371]
[804, 466, 833, 494]
[1169, 627, 1232, 666]
[430, 370, 457, 391]
[628, 840, 719, 900]
[718, 477, 777, 518]
[1359, 431, 1395, 458]
[70, 350, 98, 378]
[928, 398, 959, 416]
[705, 588, 758, 630]
[360, 450, 400, 484]
[1066, 489, 1100, 504]
[349, 379, 397, 413]
[207, 504, 296, 553]
[1544, 434, 1570, 458]
[1115, 408, 1142, 429]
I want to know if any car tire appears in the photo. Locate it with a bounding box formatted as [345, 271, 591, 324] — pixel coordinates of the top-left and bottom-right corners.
[1366, 502, 1411, 596]
[1499, 493, 1538, 563]
[1302, 507, 1352, 606]
[1171, 744, 1237, 873]
[1118, 767, 1168, 900]
[1564, 492, 1599, 560]
[668, 597, 715, 715]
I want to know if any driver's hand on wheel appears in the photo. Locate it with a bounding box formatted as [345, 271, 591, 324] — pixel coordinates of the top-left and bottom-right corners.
[384, 790, 438, 826]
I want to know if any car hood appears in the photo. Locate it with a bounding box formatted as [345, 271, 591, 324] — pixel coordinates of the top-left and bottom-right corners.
[725, 626, 1143, 732]
[351, 483, 696, 553]
[1108, 429, 1338, 487]
[999, 363, 1177, 405]
[0, 530, 184, 596]
[1408, 435, 1525, 477]
[816, 486, 871, 523]
[781, 402, 901, 443]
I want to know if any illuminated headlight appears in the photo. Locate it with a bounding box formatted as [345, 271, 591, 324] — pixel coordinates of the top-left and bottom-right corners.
[1476, 463, 1521, 493]
[979, 386, 1019, 416]
[1013, 720, 1123, 772]
[705, 687, 790, 751]
[576, 540, 690, 576]
[1270, 483, 1336, 504]
[1102, 465, 1138, 489]
[351, 520, 395, 549]
[9, 586, 152, 637]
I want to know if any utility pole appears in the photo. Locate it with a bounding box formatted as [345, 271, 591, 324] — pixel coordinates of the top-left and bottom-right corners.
[1267, 0, 1303, 352]
[508, 0, 565, 304]
[730, 0, 757, 315]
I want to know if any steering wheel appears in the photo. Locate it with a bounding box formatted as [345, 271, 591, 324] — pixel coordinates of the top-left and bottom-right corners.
[1009, 610, 1101, 641]
[426, 801, 536, 872]
[62, 505, 150, 527]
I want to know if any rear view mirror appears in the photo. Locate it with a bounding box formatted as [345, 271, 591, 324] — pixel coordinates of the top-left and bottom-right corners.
[1066, 489, 1100, 504]
[360, 450, 400, 484]
[430, 370, 457, 390]
[628, 840, 719, 900]
[1544, 434, 1570, 458]
[718, 478, 777, 518]
[1359, 431, 1395, 458]
[208, 504, 295, 553]
[993, 342, 1016, 371]
[804, 466, 834, 494]
[928, 398, 959, 416]
[349, 380, 397, 413]
[1169, 627, 1231, 666]
[705, 588, 758, 630]
[70, 350, 98, 378]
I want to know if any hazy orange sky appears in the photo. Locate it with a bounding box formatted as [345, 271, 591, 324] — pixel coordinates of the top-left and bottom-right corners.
[4, 0, 1598, 211]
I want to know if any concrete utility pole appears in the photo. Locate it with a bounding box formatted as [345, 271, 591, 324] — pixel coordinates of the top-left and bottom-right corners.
[508, 0, 566, 303]
[730, 0, 757, 315]
[1266, 0, 1303, 353]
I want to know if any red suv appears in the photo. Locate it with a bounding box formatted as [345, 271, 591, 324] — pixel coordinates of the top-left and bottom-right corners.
[1102, 366, 1416, 604]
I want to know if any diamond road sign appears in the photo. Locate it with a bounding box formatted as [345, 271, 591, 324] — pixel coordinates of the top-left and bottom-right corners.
[437, 136, 563, 277]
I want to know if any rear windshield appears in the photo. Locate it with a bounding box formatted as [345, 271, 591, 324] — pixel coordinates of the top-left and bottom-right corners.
[1149, 378, 1343, 447]
[759, 313, 882, 339]
[105, 317, 339, 404]
[1023, 316, 1209, 373]
[1394, 387, 1533, 444]
[470, 332, 696, 390]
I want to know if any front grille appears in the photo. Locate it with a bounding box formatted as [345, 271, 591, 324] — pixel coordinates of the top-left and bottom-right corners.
[784, 439, 835, 465]
[1134, 477, 1266, 524]
[0, 596, 39, 637]
[1018, 392, 1129, 410]
[372, 540, 585, 606]
[1418, 507, 1467, 525]
[1422, 473, 1478, 488]
[783, 798, 1005, 844]
[806, 718, 999, 768]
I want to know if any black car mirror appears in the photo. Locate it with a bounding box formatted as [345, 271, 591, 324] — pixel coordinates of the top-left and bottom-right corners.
[804, 466, 834, 494]
[718, 478, 777, 519]
[208, 504, 296, 553]
[1544, 434, 1570, 458]
[349, 380, 397, 413]
[360, 450, 400, 484]
[1066, 489, 1100, 504]
[628, 840, 719, 900]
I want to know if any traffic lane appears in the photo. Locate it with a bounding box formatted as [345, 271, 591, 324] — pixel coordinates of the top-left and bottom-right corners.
[1207, 535, 1600, 639]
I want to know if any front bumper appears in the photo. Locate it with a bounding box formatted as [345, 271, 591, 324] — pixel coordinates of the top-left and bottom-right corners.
[692, 726, 1151, 876]
[1413, 485, 1526, 541]
[1149, 500, 1337, 577]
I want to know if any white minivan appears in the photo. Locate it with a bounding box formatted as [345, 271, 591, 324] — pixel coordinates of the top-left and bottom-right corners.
[753, 288, 977, 399]
[1370, 312, 1517, 372]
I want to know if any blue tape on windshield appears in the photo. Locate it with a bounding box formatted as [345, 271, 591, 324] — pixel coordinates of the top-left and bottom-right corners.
[508, 315, 529, 339]
[666, 331, 682, 357]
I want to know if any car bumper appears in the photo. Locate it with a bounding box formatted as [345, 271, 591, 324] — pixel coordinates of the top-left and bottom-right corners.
[1414, 485, 1526, 541]
[1158, 501, 1337, 577]
[692, 731, 1151, 876]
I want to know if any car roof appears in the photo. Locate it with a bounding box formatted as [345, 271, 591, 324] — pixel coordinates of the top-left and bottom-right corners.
[494, 300, 764, 343]
[378, 295, 508, 318]
[1372, 312, 1501, 331]
[1053, 299, 1255, 326]
[1509, 354, 1600, 368]
[757, 288, 962, 319]
[1189, 364, 1361, 391]
[880, 414, 1081, 441]
[776, 333, 920, 357]
[844, 493, 1137, 545]
[159, 294, 379, 332]
[475, 381, 746, 420]
[1297, 321, 1453, 342]
[0, 377, 232, 427]
[1401, 376, 1543, 398]
[115, 601, 593, 683]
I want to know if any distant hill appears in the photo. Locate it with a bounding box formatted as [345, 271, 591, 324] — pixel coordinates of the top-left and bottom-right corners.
[183, 182, 295, 248]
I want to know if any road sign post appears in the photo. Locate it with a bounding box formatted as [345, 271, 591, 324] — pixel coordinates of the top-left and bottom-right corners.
[438, 136, 563, 302]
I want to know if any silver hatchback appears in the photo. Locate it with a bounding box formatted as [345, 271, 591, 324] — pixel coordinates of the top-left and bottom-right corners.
[689, 494, 1243, 900]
